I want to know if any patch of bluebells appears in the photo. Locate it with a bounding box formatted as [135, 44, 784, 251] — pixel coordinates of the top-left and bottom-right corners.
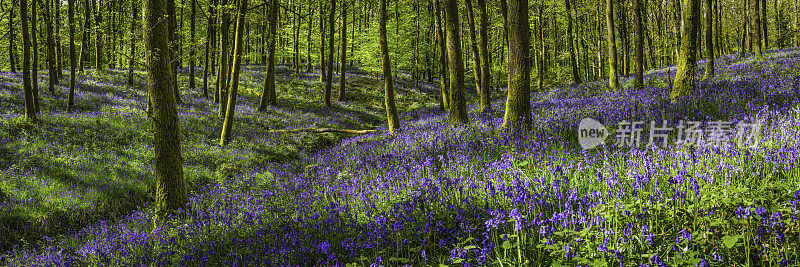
[4, 50, 800, 265]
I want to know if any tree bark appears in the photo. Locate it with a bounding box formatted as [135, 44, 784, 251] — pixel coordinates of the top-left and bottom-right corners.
[565, 0, 581, 85]
[32, 0, 39, 112]
[258, 0, 279, 110]
[703, 0, 715, 78]
[433, 0, 448, 112]
[127, 0, 137, 86]
[68, 0, 77, 110]
[94, 0, 102, 70]
[753, 0, 763, 60]
[319, 5, 327, 83]
[633, 0, 644, 89]
[21, 0, 36, 121]
[144, 0, 188, 226]
[46, 0, 59, 94]
[216, 0, 230, 112]
[380, 0, 399, 133]
[669, 0, 701, 100]
[324, 0, 336, 107]
[443, 0, 467, 126]
[502, 0, 531, 131]
[606, 0, 619, 90]
[220, 0, 248, 146]
[465, 0, 481, 106]
[79, 0, 89, 72]
[338, 2, 347, 101]
[189, 0, 196, 90]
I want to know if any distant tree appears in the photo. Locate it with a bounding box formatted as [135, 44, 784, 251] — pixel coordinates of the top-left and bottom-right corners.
[338, 1, 348, 102]
[753, 0, 764, 60]
[324, 0, 336, 107]
[79, 0, 90, 72]
[379, 0, 399, 133]
[94, 0, 102, 70]
[32, 0, 39, 112]
[319, 5, 327, 83]
[606, 0, 619, 90]
[21, 0, 36, 122]
[669, 0, 701, 100]
[128, 0, 137, 86]
[433, 0, 448, 112]
[8, 1, 16, 73]
[633, 0, 644, 89]
[443, 0, 467, 126]
[476, 0, 492, 113]
[565, 0, 581, 85]
[258, 0, 279, 110]
[465, 0, 481, 105]
[68, 0, 77, 110]
[143, 0, 188, 226]
[220, 0, 248, 146]
[703, 0, 715, 79]
[189, 0, 196, 91]
[501, 0, 531, 131]
[46, 0, 58, 94]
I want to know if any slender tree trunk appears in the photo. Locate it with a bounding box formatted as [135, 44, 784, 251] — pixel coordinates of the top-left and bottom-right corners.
[443, 0, 467, 126]
[324, 0, 336, 107]
[753, 0, 763, 60]
[188, 0, 196, 90]
[306, 7, 313, 73]
[203, 0, 216, 98]
[32, 0, 40, 112]
[55, 0, 62, 80]
[127, 0, 137, 86]
[761, 0, 767, 48]
[606, 0, 619, 90]
[9, 2, 16, 73]
[68, 0, 77, 110]
[565, 0, 581, 85]
[144, 0, 188, 226]
[670, 0, 701, 100]
[502, 0, 531, 131]
[319, 5, 326, 82]
[94, 0, 102, 70]
[258, 0, 279, 110]
[741, 0, 748, 56]
[21, 0, 36, 121]
[216, 0, 230, 112]
[633, 0, 644, 89]
[293, 5, 300, 75]
[79, 0, 89, 72]
[220, 0, 248, 146]
[338, 2, 347, 101]
[703, 0, 715, 78]
[380, 0, 399, 133]
[46, 0, 58, 94]
[465, 0, 481, 104]
[166, 0, 180, 103]
[434, 0, 448, 111]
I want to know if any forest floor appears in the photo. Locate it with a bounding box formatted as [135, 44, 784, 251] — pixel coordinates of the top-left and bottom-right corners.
[3, 49, 800, 266]
[0, 64, 436, 253]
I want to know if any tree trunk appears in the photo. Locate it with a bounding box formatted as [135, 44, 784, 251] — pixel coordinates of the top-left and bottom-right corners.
[338, 2, 347, 101]
[324, 0, 336, 107]
[606, 0, 619, 90]
[68, 0, 77, 110]
[633, 0, 644, 89]
[55, 0, 62, 80]
[669, 0, 701, 100]
[703, 0, 715, 78]
[753, 0, 763, 60]
[127, 0, 137, 86]
[465, 0, 481, 106]
[740, 0, 748, 56]
[46, 0, 58, 94]
[502, 0, 531, 131]
[216, 0, 230, 112]
[166, 0, 180, 103]
[94, 0, 102, 70]
[258, 0, 279, 110]
[306, 6, 313, 73]
[761, 0, 767, 48]
[434, 0, 448, 112]
[379, 0, 399, 133]
[443, 0, 467, 126]
[220, 0, 248, 146]
[21, 0, 37, 121]
[476, 0, 492, 113]
[188, 0, 196, 90]
[79, 0, 89, 72]
[293, 5, 300, 75]
[319, 5, 327, 83]
[203, 0, 216, 98]
[565, 0, 581, 85]
[9, 2, 16, 73]
[144, 0, 188, 226]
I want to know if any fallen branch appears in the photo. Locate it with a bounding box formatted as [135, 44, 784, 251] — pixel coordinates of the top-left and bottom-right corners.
[269, 128, 376, 134]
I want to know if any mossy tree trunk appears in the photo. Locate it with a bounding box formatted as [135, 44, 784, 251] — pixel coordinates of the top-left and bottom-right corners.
[476, 0, 492, 114]
[465, 0, 481, 107]
[127, 0, 137, 86]
[9, 3, 16, 73]
[703, 0, 715, 79]
[21, 0, 36, 122]
[258, 0, 279, 110]
[46, 0, 58, 94]
[68, 0, 77, 110]
[433, 0, 448, 112]
[443, 0, 468, 126]
[32, 0, 39, 112]
[669, 0, 701, 101]
[565, 0, 581, 85]
[220, 0, 248, 146]
[324, 0, 336, 107]
[501, 0, 531, 132]
[379, 0, 399, 133]
[753, 0, 764, 60]
[338, 2, 347, 102]
[606, 0, 619, 90]
[215, 0, 230, 108]
[143, 0, 188, 226]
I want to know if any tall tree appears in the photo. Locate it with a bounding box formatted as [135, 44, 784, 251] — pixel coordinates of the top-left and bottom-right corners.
[433, 0, 448, 112]
[338, 1, 347, 101]
[465, 0, 481, 105]
[703, 0, 715, 78]
[46, 0, 58, 94]
[220, 0, 248, 146]
[216, 0, 230, 111]
[189, 0, 196, 90]
[319, 5, 327, 83]
[753, 0, 764, 60]
[68, 0, 77, 110]
[94, 0, 102, 69]
[476, 0, 492, 113]
[9, 0, 16, 73]
[203, 0, 217, 98]
[669, 0, 701, 100]
[79, 0, 90, 72]
[21, 0, 36, 121]
[501, 0, 531, 131]
[166, 0, 180, 103]
[324, 0, 336, 107]
[606, 0, 619, 90]
[633, 0, 644, 89]
[32, 0, 39, 112]
[128, 0, 138, 86]
[258, 0, 279, 110]
[565, 0, 581, 85]
[144, 0, 188, 226]
[443, 0, 467, 126]
[380, 0, 399, 133]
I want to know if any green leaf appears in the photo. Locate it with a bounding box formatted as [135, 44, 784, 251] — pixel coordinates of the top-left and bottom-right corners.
[722, 235, 739, 248]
